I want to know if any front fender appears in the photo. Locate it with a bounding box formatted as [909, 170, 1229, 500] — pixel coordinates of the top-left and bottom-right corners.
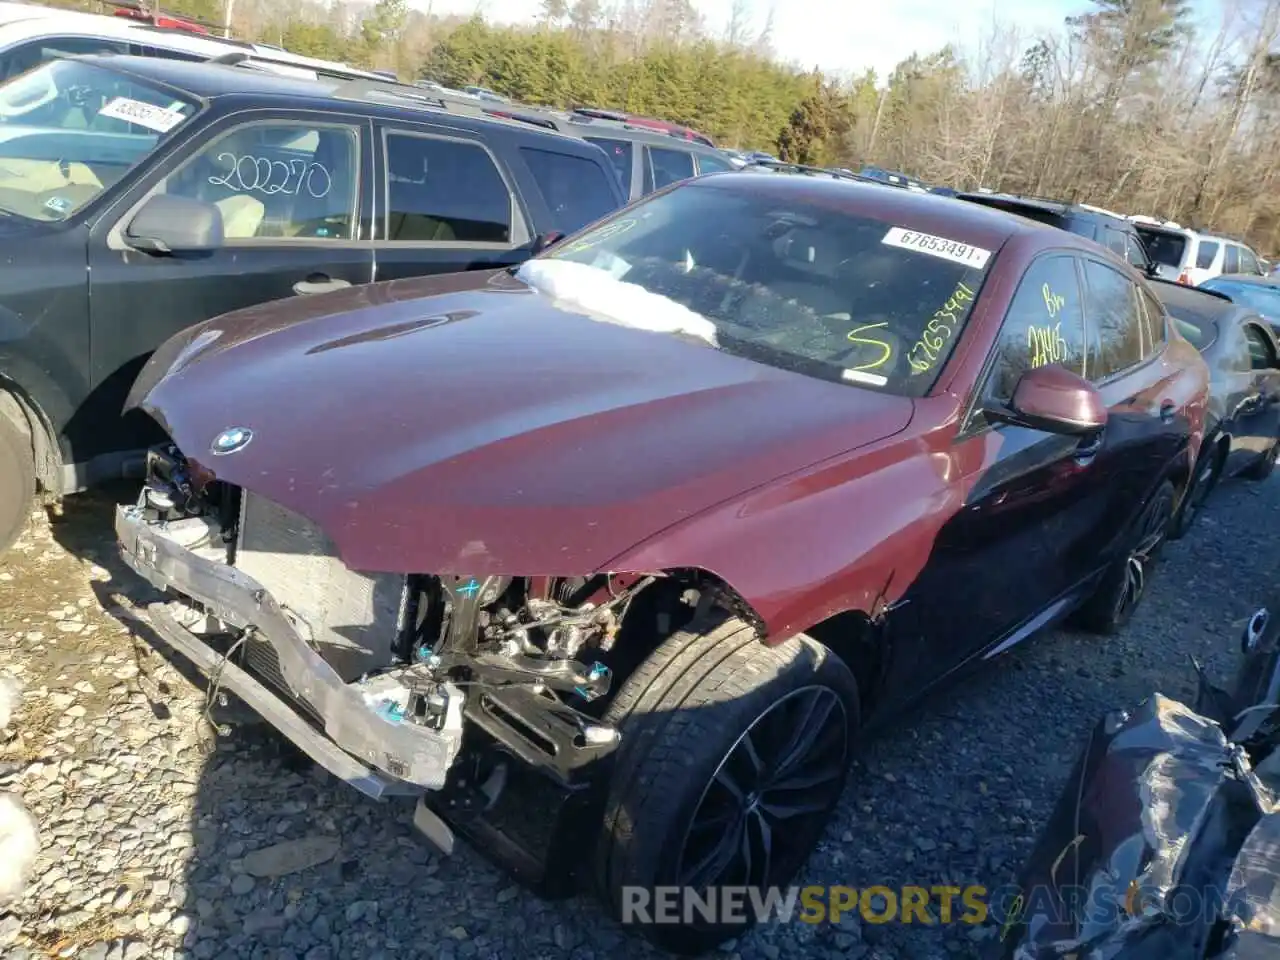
[0, 307, 86, 472]
[608, 400, 982, 641]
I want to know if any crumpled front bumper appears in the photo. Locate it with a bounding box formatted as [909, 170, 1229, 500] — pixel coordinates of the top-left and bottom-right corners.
[115, 505, 462, 799]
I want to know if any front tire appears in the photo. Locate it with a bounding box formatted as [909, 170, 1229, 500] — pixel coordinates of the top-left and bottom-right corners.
[1071, 481, 1175, 635]
[592, 613, 859, 955]
[0, 413, 34, 556]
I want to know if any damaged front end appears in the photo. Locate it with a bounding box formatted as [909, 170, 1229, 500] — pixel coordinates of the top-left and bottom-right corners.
[117, 444, 677, 889]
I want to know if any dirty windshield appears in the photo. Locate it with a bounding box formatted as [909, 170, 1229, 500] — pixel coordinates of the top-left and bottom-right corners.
[0, 59, 197, 221]
[529, 181, 994, 395]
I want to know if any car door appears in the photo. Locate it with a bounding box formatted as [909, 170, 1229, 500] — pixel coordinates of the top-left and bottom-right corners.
[86, 109, 375, 458]
[1237, 319, 1280, 465]
[903, 253, 1112, 685]
[1078, 257, 1186, 543]
[369, 122, 534, 283]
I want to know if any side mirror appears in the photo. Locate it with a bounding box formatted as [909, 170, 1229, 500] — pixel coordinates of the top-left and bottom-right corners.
[125, 194, 223, 255]
[531, 231, 565, 255]
[982, 364, 1108, 435]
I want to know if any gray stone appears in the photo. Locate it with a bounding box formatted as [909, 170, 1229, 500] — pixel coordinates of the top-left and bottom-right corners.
[242, 836, 341, 879]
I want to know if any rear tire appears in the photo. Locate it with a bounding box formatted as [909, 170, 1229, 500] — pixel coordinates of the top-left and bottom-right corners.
[1070, 481, 1175, 635]
[0, 413, 34, 555]
[592, 612, 859, 956]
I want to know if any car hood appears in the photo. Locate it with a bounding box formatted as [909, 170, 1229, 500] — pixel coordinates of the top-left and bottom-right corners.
[129, 271, 914, 575]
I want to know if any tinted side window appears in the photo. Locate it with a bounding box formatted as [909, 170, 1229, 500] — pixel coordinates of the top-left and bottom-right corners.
[384, 134, 511, 243]
[519, 147, 618, 234]
[1196, 240, 1220, 270]
[1138, 287, 1168, 355]
[0, 36, 129, 81]
[1124, 233, 1148, 268]
[647, 146, 696, 189]
[1244, 324, 1277, 370]
[1104, 227, 1128, 257]
[583, 137, 632, 191]
[1224, 245, 1240, 274]
[161, 123, 359, 240]
[697, 151, 736, 174]
[1082, 260, 1146, 380]
[1241, 248, 1261, 275]
[989, 255, 1087, 400]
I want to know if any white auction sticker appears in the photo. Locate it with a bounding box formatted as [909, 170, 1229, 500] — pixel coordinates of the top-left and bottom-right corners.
[96, 97, 186, 133]
[842, 368, 888, 387]
[882, 226, 991, 269]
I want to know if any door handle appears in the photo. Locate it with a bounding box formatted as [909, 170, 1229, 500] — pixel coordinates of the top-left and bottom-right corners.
[293, 274, 352, 296]
[1159, 400, 1177, 423]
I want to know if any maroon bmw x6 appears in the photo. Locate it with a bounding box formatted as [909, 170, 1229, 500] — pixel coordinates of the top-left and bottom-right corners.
[116, 173, 1208, 953]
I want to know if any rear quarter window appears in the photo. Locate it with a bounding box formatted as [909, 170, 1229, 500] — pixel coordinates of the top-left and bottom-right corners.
[1196, 240, 1220, 270]
[519, 147, 619, 234]
[583, 136, 632, 191]
[696, 151, 736, 174]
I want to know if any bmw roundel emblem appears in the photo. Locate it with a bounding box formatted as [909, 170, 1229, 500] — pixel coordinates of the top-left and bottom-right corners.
[211, 427, 253, 456]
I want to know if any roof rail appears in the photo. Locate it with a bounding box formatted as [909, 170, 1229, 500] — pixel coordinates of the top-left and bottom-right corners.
[573, 106, 629, 122]
[744, 159, 876, 182]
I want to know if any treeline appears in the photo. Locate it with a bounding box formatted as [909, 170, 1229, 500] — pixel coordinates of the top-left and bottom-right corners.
[35, 1, 1280, 255]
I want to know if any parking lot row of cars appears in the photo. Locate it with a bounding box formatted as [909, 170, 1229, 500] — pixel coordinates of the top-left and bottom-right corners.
[3, 7, 1280, 955]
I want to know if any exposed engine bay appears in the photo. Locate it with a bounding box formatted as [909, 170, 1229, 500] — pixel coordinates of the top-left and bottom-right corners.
[118, 443, 718, 835]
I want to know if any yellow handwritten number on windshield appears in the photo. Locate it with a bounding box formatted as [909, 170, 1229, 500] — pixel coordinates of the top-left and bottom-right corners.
[909, 281, 976, 375]
[846, 322, 893, 371]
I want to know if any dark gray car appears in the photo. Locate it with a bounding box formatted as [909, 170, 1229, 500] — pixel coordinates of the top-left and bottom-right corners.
[1155, 282, 1280, 536]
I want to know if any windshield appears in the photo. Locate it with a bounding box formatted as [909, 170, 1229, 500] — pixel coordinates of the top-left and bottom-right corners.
[1201, 279, 1280, 320]
[0, 59, 197, 221]
[528, 182, 995, 395]
[1134, 227, 1187, 268]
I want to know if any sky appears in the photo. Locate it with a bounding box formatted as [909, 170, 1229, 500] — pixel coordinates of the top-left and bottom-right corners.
[416, 0, 1099, 81]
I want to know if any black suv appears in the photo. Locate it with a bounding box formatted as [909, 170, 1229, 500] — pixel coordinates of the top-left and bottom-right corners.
[464, 104, 738, 199]
[955, 192, 1158, 276]
[0, 53, 626, 552]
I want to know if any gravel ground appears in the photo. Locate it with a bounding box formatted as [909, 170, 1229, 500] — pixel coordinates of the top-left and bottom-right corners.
[0, 473, 1271, 960]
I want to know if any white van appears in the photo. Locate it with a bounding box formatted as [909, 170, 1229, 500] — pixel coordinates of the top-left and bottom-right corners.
[1129, 216, 1266, 287]
[0, 2, 387, 84]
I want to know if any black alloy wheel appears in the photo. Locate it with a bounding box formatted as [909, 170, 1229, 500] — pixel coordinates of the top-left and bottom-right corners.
[1071, 480, 1175, 635]
[676, 685, 849, 891]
